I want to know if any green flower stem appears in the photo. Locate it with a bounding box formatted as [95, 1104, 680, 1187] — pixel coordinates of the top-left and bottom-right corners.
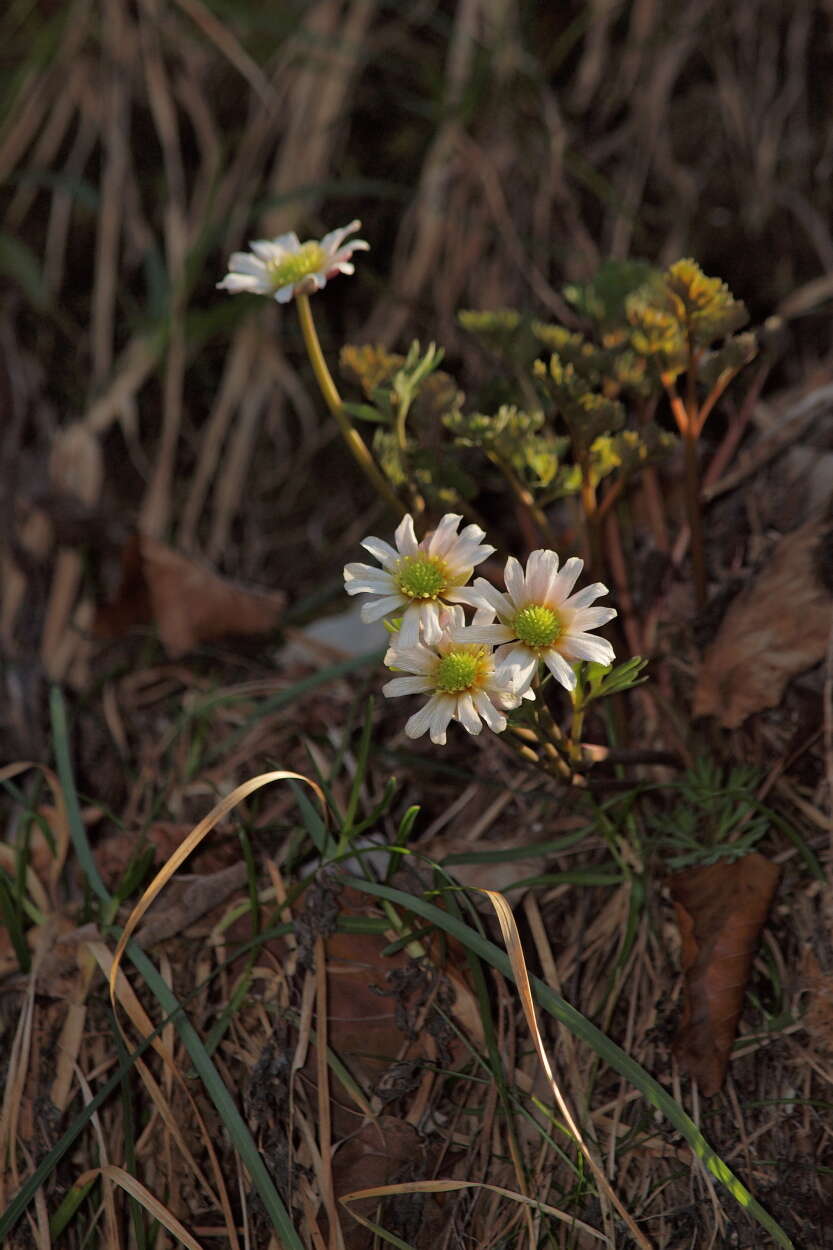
[295, 294, 403, 516]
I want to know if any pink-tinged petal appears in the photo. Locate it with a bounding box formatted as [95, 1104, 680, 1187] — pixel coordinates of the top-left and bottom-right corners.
[394, 513, 419, 556]
[227, 252, 269, 277]
[398, 604, 422, 648]
[569, 605, 618, 632]
[548, 556, 584, 605]
[418, 602, 443, 645]
[503, 556, 526, 606]
[382, 675, 433, 698]
[360, 594, 406, 622]
[329, 262, 355, 276]
[560, 634, 616, 665]
[543, 649, 577, 690]
[217, 273, 268, 294]
[359, 536, 399, 569]
[473, 690, 507, 734]
[525, 549, 559, 602]
[425, 513, 463, 557]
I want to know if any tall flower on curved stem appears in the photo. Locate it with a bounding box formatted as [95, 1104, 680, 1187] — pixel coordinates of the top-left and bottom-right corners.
[218, 221, 402, 515]
[456, 549, 616, 692]
[344, 513, 495, 648]
[383, 606, 527, 745]
[217, 221, 369, 303]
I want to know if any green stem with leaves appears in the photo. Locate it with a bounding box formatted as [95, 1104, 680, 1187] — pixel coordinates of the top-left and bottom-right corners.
[295, 294, 403, 517]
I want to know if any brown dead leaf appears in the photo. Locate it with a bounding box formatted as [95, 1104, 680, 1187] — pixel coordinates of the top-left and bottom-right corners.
[670, 852, 780, 1095]
[95, 534, 285, 657]
[333, 1117, 444, 1250]
[695, 517, 833, 727]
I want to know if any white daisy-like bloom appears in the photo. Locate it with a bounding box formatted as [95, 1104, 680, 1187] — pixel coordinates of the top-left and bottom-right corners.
[454, 550, 617, 693]
[217, 220, 369, 304]
[383, 606, 527, 745]
[343, 513, 495, 649]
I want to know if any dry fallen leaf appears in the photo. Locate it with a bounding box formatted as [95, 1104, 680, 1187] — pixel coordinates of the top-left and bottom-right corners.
[95, 534, 285, 657]
[670, 852, 780, 1095]
[695, 517, 833, 728]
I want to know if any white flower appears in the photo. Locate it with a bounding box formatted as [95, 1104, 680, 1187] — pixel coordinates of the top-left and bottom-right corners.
[217, 220, 369, 304]
[455, 550, 616, 692]
[383, 607, 526, 745]
[343, 513, 495, 649]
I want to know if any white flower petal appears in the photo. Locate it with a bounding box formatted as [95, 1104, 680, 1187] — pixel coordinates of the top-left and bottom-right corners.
[251, 233, 300, 260]
[418, 602, 443, 645]
[216, 273, 268, 294]
[547, 556, 585, 605]
[428, 696, 456, 745]
[227, 252, 269, 277]
[564, 580, 611, 611]
[343, 561, 395, 590]
[405, 697, 440, 741]
[426, 513, 463, 557]
[382, 675, 433, 698]
[384, 642, 434, 673]
[320, 219, 363, 252]
[398, 604, 422, 648]
[451, 579, 511, 620]
[450, 622, 513, 645]
[394, 513, 419, 556]
[473, 690, 507, 734]
[455, 693, 483, 735]
[360, 594, 406, 623]
[559, 634, 616, 665]
[498, 647, 538, 693]
[543, 649, 577, 690]
[274, 283, 297, 303]
[526, 549, 559, 602]
[503, 556, 526, 606]
[569, 605, 618, 632]
[359, 536, 399, 569]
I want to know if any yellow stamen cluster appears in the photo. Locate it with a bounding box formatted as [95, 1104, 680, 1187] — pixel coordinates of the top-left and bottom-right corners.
[513, 603, 562, 649]
[267, 242, 326, 289]
[396, 555, 448, 601]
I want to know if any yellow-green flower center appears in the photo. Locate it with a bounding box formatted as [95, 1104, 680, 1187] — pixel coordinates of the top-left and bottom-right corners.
[435, 649, 482, 693]
[513, 603, 562, 649]
[396, 555, 447, 600]
[267, 241, 326, 289]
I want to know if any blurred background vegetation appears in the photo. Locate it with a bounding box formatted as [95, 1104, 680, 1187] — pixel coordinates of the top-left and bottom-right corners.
[1, 0, 832, 702]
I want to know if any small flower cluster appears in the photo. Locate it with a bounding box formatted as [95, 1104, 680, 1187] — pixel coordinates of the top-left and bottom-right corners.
[344, 513, 617, 745]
